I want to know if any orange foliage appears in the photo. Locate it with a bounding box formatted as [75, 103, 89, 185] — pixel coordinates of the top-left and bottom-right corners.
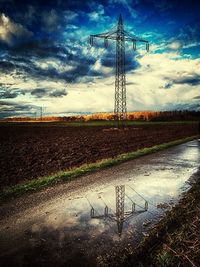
[1, 110, 199, 122]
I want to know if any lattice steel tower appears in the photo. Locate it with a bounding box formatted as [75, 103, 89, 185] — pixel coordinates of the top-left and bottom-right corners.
[90, 14, 149, 127]
[90, 185, 148, 237]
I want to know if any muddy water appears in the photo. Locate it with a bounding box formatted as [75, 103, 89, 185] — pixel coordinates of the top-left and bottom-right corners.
[0, 140, 199, 267]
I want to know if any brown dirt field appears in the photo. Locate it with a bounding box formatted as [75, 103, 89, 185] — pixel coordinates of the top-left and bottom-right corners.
[0, 123, 198, 189]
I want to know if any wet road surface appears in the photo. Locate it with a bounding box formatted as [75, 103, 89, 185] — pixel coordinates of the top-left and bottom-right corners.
[0, 140, 199, 266]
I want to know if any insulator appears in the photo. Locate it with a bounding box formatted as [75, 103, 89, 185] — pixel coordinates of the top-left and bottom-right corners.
[146, 42, 149, 52]
[133, 40, 136, 50]
[90, 36, 93, 46]
[91, 207, 95, 217]
[145, 201, 148, 211]
[104, 38, 108, 48]
[104, 206, 108, 216]
[132, 202, 135, 212]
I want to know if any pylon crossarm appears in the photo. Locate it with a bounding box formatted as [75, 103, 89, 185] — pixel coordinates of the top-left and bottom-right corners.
[91, 23, 118, 37]
[91, 33, 109, 38]
[90, 34, 118, 40]
[125, 36, 149, 44]
[92, 35, 116, 40]
[91, 29, 117, 38]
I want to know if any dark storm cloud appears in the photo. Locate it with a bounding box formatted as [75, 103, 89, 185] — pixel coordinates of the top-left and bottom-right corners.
[49, 89, 67, 97]
[0, 91, 18, 98]
[0, 0, 199, 116]
[193, 96, 200, 100]
[0, 61, 15, 73]
[173, 75, 200, 86]
[0, 53, 93, 83]
[0, 38, 103, 83]
[0, 100, 38, 118]
[0, 0, 83, 40]
[8, 41, 70, 60]
[163, 74, 200, 89]
[31, 88, 68, 98]
[31, 88, 46, 98]
[100, 45, 140, 73]
[101, 57, 114, 68]
[0, 33, 141, 85]
[125, 56, 140, 72]
[165, 101, 200, 111]
[0, 89, 25, 99]
[0, 0, 199, 84]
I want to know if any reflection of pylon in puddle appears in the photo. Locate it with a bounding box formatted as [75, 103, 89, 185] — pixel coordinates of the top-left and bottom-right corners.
[90, 185, 148, 236]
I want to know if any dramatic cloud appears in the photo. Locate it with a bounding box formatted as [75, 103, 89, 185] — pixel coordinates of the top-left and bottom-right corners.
[49, 89, 68, 97]
[0, 60, 15, 73]
[0, 100, 38, 118]
[0, 89, 25, 99]
[124, 52, 200, 111]
[193, 95, 200, 100]
[0, 13, 32, 45]
[172, 75, 200, 86]
[0, 0, 199, 118]
[31, 88, 67, 98]
[31, 88, 46, 98]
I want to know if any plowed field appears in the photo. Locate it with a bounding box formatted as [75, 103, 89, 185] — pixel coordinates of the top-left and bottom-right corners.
[0, 123, 198, 188]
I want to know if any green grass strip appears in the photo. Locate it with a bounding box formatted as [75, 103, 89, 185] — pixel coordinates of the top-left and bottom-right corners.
[0, 135, 197, 201]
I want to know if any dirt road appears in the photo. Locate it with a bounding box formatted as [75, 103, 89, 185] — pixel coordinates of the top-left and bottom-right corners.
[0, 140, 199, 267]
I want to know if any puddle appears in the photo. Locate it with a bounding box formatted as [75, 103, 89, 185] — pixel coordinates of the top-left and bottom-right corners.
[0, 140, 199, 266]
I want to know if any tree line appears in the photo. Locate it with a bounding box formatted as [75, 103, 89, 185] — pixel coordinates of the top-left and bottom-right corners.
[2, 110, 200, 122]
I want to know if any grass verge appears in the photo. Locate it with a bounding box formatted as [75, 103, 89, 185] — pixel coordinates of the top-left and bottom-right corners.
[0, 135, 197, 202]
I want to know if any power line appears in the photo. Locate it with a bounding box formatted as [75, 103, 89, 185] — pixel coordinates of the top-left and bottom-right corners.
[128, 185, 157, 208]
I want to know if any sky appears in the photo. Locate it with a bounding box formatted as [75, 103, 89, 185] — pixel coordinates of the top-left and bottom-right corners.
[0, 0, 200, 118]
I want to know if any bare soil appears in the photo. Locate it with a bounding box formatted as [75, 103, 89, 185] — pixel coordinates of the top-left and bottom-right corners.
[0, 123, 198, 188]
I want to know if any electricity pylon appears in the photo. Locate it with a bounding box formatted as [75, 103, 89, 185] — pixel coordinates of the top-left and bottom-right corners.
[40, 106, 43, 120]
[90, 185, 148, 237]
[116, 185, 125, 235]
[90, 14, 149, 127]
